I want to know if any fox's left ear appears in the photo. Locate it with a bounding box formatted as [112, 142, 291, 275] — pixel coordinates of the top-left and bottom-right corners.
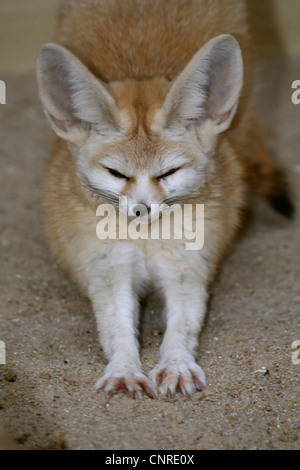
[157, 34, 243, 136]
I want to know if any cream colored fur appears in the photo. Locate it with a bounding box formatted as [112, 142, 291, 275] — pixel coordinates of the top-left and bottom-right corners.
[36, 0, 289, 399]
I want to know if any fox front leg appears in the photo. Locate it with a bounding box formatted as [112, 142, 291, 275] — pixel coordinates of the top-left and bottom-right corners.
[85, 242, 156, 400]
[148, 249, 208, 397]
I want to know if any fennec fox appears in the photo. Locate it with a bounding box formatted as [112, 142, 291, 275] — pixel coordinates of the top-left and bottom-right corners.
[36, 0, 293, 399]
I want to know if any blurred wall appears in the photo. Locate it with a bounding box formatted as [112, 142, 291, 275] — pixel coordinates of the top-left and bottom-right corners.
[0, 0, 60, 75]
[0, 0, 300, 75]
[248, 0, 300, 58]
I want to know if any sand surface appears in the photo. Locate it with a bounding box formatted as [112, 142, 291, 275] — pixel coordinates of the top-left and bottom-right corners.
[0, 59, 299, 450]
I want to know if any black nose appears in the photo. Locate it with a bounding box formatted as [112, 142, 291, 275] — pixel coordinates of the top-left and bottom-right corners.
[137, 206, 151, 216]
[131, 203, 151, 218]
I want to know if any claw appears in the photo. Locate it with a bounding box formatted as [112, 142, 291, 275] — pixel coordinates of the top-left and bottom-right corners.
[150, 361, 206, 398]
[182, 389, 192, 399]
[106, 390, 115, 403]
[150, 388, 158, 400]
[191, 371, 206, 391]
[193, 377, 205, 391]
[96, 373, 157, 400]
[145, 385, 158, 400]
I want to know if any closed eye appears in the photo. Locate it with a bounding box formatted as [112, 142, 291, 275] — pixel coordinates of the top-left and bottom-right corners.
[106, 167, 130, 181]
[156, 167, 181, 180]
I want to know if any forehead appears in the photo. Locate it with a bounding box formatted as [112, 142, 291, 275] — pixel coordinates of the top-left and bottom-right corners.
[89, 129, 184, 170]
[109, 77, 170, 134]
[87, 77, 198, 169]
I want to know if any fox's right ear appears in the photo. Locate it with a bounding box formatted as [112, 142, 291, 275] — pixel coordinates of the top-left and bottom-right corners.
[36, 44, 121, 144]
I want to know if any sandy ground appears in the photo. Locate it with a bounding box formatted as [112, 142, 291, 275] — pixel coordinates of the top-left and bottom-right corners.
[0, 59, 299, 450]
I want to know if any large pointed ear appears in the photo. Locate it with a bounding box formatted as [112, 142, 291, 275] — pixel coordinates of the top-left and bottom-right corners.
[36, 43, 121, 144]
[157, 34, 243, 136]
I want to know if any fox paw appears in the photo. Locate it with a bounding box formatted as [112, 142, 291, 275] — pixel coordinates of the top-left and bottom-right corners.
[95, 370, 157, 401]
[149, 359, 206, 398]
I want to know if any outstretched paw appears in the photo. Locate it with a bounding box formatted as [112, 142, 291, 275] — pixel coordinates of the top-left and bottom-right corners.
[96, 370, 157, 401]
[149, 359, 206, 398]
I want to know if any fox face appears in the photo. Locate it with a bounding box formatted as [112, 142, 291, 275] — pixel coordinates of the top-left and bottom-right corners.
[76, 126, 213, 222]
[37, 35, 243, 221]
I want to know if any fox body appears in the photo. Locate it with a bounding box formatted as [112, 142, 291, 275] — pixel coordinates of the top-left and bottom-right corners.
[36, 0, 293, 398]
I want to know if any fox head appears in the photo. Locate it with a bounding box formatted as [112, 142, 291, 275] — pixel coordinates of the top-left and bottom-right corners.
[36, 34, 243, 221]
